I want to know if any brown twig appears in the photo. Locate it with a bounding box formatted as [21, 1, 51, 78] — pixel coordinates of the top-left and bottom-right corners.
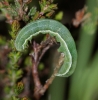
[31, 35, 65, 100]
[37, 36, 56, 65]
[31, 35, 56, 100]
[39, 53, 65, 95]
[38, 45, 51, 63]
[32, 41, 42, 100]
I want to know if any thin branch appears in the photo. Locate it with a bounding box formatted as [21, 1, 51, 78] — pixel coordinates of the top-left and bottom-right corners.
[38, 45, 51, 63]
[31, 35, 60, 100]
[32, 41, 42, 100]
[39, 53, 65, 95]
[37, 36, 56, 65]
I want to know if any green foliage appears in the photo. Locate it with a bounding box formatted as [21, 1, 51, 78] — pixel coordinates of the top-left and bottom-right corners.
[38, 63, 45, 71]
[9, 52, 21, 67]
[0, 36, 6, 45]
[28, 6, 37, 16]
[0, 0, 58, 100]
[39, 0, 57, 15]
[24, 57, 32, 67]
[55, 11, 63, 20]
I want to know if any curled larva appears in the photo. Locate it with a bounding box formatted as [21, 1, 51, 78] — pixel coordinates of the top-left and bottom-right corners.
[15, 19, 77, 77]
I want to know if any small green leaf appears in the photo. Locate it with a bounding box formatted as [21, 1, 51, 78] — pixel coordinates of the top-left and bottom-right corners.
[11, 65, 20, 70]
[9, 52, 21, 64]
[55, 11, 63, 20]
[0, 36, 6, 45]
[16, 69, 23, 79]
[28, 7, 37, 16]
[46, 10, 54, 17]
[49, 4, 57, 10]
[38, 63, 45, 70]
[15, 0, 21, 9]
[32, 11, 39, 20]
[24, 57, 32, 66]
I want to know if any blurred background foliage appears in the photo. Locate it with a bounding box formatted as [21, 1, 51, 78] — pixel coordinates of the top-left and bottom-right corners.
[0, 0, 98, 100]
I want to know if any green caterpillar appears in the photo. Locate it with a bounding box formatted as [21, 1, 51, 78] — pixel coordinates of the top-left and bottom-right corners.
[15, 19, 77, 77]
